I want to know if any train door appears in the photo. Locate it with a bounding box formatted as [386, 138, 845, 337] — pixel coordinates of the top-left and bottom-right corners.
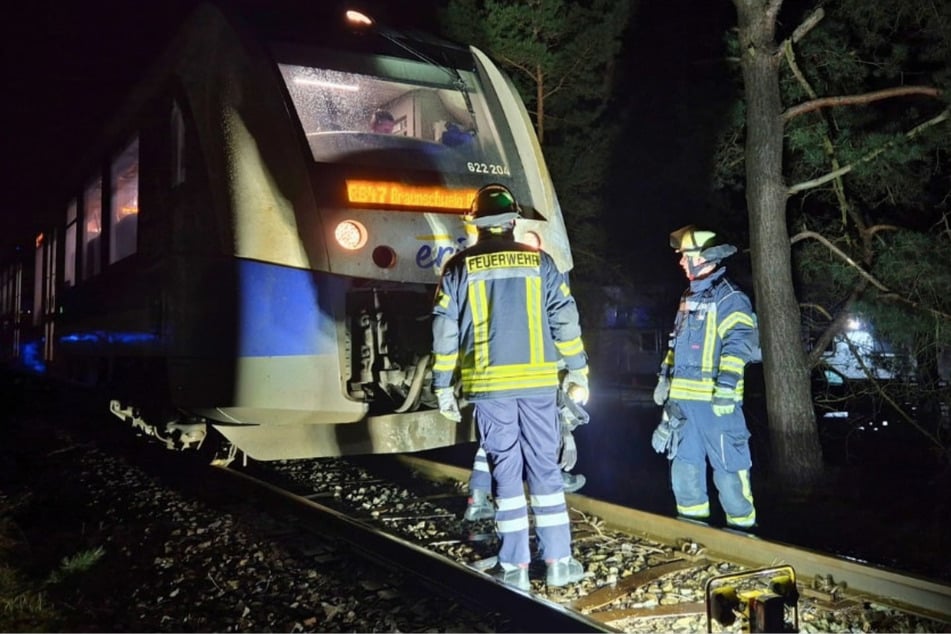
[1, 259, 24, 363]
[33, 231, 57, 367]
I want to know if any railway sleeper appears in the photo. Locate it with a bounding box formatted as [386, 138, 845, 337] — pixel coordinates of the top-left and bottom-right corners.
[800, 586, 859, 612]
[592, 600, 706, 624]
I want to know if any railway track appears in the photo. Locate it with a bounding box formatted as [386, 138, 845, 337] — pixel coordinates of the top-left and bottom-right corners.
[207, 463, 608, 633]
[401, 456, 951, 629]
[208, 453, 951, 633]
[10, 374, 948, 632]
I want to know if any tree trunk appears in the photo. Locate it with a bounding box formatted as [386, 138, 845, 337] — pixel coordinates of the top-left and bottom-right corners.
[732, 0, 824, 491]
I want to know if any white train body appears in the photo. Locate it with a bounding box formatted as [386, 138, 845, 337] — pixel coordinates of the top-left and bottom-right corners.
[5, 4, 573, 460]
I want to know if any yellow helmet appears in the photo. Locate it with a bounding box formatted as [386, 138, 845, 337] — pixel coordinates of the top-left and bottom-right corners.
[669, 224, 737, 262]
[670, 225, 717, 253]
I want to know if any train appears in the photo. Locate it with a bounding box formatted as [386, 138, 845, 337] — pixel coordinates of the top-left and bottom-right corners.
[0, 3, 575, 463]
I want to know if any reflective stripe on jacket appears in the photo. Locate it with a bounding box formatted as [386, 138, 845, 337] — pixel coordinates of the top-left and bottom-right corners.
[665, 267, 755, 402]
[431, 237, 586, 400]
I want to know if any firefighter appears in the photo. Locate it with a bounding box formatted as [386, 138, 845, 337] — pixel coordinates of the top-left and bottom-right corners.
[652, 225, 758, 529]
[464, 371, 589, 521]
[431, 183, 589, 590]
[463, 422, 586, 522]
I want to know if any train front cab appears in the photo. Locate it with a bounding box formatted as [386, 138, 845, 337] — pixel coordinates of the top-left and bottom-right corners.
[162, 5, 574, 460]
[38, 4, 573, 462]
[202, 15, 573, 460]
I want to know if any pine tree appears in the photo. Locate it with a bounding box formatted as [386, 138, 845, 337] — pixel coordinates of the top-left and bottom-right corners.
[439, 0, 634, 299]
[726, 0, 951, 488]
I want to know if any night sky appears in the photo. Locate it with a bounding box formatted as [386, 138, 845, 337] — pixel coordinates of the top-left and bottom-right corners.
[2, 1, 188, 252]
[0, 0, 443, 255]
[0, 0, 734, 265]
[607, 0, 736, 286]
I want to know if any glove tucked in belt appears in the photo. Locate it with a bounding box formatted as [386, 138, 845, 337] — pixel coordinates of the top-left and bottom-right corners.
[652, 403, 686, 460]
[559, 428, 578, 471]
[651, 416, 672, 454]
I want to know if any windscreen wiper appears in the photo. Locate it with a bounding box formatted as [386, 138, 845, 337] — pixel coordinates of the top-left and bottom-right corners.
[345, 10, 479, 135]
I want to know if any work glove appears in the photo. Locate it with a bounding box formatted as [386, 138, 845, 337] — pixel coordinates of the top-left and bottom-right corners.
[559, 428, 578, 471]
[651, 415, 682, 460]
[651, 416, 672, 454]
[658, 403, 686, 459]
[558, 396, 590, 432]
[667, 425, 681, 460]
[564, 368, 589, 406]
[712, 385, 736, 416]
[653, 374, 670, 406]
[435, 387, 462, 422]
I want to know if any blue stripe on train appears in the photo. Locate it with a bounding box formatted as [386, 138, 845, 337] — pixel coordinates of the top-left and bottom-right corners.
[237, 259, 337, 357]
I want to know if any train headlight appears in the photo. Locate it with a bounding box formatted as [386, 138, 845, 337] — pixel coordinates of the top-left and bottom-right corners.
[335, 220, 368, 250]
[520, 230, 542, 250]
[345, 10, 373, 27]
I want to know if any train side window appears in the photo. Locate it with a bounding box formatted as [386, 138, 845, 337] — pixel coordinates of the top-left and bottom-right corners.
[4, 266, 14, 316]
[170, 101, 186, 187]
[33, 237, 44, 326]
[109, 136, 139, 264]
[64, 199, 77, 287]
[33, 231, 56, 332]
[82, 177, 102, 279]
[1, 266, 7, 314]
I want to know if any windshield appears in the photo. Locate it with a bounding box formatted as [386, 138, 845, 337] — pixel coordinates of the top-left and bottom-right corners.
[277, 49, 521, 186]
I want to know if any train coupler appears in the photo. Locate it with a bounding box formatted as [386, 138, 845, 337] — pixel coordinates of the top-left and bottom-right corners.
[210, 440, 239, 467]
[109, 400, 207, 451]
[706, 564, 798, 633]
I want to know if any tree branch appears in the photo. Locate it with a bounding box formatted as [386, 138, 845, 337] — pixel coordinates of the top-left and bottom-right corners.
[790, 230, 891, 291]
[789, 7, 823, 44]
[806, 292, 860, 368]
[498, 55, 536, 84]
[783, 86, 943, 122]
[542, 42, 598, 102]
[800, 302, 832, 321]
[783, 40, 816, 99]
[772, 6, 823, 62]
[787, 106, 951, 195]
[783, 36, 855, 224]
[840, 332, 943, 448]
[791, 229, 951, 321]
[867, 224, 900, 238]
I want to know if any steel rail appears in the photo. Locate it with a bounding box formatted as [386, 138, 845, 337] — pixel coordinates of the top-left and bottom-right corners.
[398, 455, 951, 624]
[207, 464, 616, 633]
